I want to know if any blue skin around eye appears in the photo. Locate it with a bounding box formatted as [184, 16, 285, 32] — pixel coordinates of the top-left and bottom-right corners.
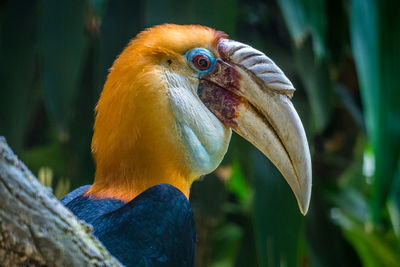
[185, 48, 216, 77]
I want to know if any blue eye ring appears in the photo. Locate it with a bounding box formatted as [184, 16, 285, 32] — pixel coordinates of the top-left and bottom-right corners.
[185, 48, 216, 76]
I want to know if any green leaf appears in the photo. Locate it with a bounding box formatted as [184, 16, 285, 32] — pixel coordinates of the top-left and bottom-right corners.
[305, 180, 363, 267]
[325, 0, 348, 64]
[233, 218, 258, 267]
[40, 0, 88, 136]
[276, 0, 308, 46]
[22, 141, 70, 186]
[211, 223, 242, 267]
[388, 158, 400, 237]
[66, 39, 97, 188]
[191, 174, 228, 218]
[329, 184, 400, 266]
[143, 0, 192, 26]
[350, 0, 400, 223]
[332, 207, 400, 267]
[0, 0, 40, 152]
[374, 0, 400, 224]
[191, 0, 239, 36]
[277, 0, 327, 59]
[228, 160, 249, 203]
[88, 0, 108, 17]
[143, 0, 239, 36]
[98, 0, 142, 87]
[251, 149, 303, 267]
[295, 39, 334, 132]
[303, 0, 327, 59]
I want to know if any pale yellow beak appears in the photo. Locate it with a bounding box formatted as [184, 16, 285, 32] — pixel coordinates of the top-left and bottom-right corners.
[199, 39, 312, 214]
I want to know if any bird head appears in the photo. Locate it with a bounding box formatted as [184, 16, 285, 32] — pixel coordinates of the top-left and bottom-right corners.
[86, 24, 311, 214]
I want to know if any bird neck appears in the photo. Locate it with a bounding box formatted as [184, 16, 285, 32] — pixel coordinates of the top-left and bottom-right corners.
[85, 108, 193, 202]
[86, 112, 193, 201]
[86, 165, 191, 202]
[85, 64, 194, 202]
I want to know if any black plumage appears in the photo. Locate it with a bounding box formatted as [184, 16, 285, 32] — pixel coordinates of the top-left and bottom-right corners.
[62, 184, 196, 267]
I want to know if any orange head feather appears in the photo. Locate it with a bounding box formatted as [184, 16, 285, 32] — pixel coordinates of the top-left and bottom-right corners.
[85, 24, 227, 201]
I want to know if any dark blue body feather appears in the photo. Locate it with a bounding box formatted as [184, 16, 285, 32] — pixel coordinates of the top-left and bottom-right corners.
[62, 184, 196, 267]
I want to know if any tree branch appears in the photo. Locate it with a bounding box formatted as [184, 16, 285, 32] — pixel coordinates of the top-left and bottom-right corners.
[0, 137, 123, 267]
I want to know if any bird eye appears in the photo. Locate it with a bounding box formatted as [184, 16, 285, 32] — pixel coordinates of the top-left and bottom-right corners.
[185, 48, 215, 75]
[193, 54, 211, 70]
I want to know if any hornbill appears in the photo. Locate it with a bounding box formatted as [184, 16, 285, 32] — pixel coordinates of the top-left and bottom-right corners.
[62, 24, 311, 266]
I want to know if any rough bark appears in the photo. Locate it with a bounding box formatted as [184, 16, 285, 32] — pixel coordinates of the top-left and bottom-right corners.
[0, 137, 123, 267]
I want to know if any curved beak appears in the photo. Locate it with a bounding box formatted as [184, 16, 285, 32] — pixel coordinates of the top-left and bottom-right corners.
[198, 39, 312, 214]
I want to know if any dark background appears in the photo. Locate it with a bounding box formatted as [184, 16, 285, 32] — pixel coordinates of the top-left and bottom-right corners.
[0, 0, 399, 266]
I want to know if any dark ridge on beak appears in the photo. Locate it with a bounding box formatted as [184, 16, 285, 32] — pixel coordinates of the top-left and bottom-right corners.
[218, 39, 295, 95]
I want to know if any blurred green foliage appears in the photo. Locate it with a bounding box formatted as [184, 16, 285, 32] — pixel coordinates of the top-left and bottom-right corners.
[0, 0, 399, 266]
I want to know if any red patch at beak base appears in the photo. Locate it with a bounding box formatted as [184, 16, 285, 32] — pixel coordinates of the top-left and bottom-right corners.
[197, 80, 241, 127]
